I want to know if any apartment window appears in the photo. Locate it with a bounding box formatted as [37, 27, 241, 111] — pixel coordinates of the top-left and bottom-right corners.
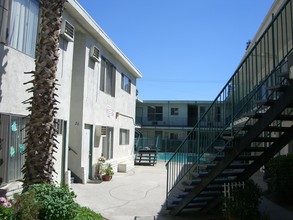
[147, 106, 163, 121]
[100, 57, 116, 96]
[119, 129, 129, 145]
[121, 73, 131, 94]
[54, 119, 64, 135]
[0, 0, 9, 43]
[170, 133, 178, 140]
[171, 108, 179, 116]
[8, 0, 40, 57]
[215, 106, 221, 122]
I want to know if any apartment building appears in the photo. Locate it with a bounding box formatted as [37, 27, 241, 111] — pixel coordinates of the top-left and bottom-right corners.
[136, 100, 216, 152]
[0, 0, 141, 186]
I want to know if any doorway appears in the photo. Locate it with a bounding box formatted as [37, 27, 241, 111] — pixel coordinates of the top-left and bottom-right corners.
[83, 124, 93, 180]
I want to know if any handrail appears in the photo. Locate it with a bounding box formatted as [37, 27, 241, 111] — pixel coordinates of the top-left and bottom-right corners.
[166, 0, 293, 197]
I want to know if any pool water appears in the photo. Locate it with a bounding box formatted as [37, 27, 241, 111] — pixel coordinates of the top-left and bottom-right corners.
[157, 152, 207, 163]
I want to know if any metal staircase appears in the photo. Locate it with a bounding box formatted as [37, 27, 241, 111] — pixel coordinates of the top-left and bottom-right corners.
[165, 0, 293, 215]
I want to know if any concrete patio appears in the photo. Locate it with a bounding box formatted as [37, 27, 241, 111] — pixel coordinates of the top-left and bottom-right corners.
[71, 161, 293, 220]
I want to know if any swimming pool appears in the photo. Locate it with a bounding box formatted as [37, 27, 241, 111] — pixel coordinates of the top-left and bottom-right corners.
[157, 152, 207, 163]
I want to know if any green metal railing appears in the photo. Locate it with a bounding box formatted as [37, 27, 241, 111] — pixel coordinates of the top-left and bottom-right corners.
[166, 0, 293, 196]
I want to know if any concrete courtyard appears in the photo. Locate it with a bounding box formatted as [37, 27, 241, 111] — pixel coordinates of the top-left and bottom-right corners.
[71, 161, 293, 220]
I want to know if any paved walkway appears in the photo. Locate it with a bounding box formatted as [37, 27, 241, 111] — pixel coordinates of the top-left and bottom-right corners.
[72, 162, 176, 220]
[72, 162, 293, 220]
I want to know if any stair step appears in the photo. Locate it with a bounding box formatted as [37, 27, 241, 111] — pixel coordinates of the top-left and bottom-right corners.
[243, 125, 291, 132]
[203, 153, 217, 161]
[169, 196, 214, 204]
[276, 114, 293, 121]
[199, 163, 216, 170]
[185, 178, 202, 185]
[214, 146, 227, 152]
[206, 184, 224, 191]
[193, 196, 214, 202]
[182, 185, 195, 192]
[277, 71, 289, 78]
[212, 177, 237, 184]
[186, 202, 208, 209]
[227, 163, 250, 169]
[253, 136, 279, 142]
[214, 155, 259, 161]
[192, 171, 209, 178]
[168, 197, 182, 204]
[221, 135, 235, 141]
[219, 145, 267, 152]
[267, 84, 289, 92]
[244, 146, 267, 152]
[177, 189, 221, 198]
[193, 169, 242, 177]
[219, 170, 243, 177]
[244, 112, 263, 118]
[199, 191, 221, 196]
[265, 126, 292, 132]
[254, 99, 275, 106]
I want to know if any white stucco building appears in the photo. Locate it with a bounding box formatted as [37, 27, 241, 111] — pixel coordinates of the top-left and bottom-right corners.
[0, 0, 141, 187]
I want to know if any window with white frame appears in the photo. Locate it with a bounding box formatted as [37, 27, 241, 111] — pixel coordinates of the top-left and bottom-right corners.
[8, 0, 40, 57]
[119, 129, 129, 145]
[171, 108, 179, 116]
[121, 73, 131, 94]
[147, 106, 163, 121]
[100, 57, 116, 96]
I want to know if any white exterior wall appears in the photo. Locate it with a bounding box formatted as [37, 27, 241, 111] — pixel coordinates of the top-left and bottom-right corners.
[0, 12, 74, 184]
[68, 30, 138, 182]
[66, 0, 141, 183]
[0, 47, 33, 115]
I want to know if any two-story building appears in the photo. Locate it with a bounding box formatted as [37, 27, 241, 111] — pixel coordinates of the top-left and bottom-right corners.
[136, 100, 217, 152]
[0, 0, 142, 188]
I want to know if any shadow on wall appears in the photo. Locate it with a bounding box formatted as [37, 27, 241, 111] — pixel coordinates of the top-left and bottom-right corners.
[0, 43, 8, 103]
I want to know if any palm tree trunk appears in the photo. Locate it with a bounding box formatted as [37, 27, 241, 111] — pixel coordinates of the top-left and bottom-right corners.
[22, 0, 66, 188]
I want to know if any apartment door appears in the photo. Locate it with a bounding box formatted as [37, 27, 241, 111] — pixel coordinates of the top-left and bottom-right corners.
[102, 127, 113, 159]
[83, 125, 93, 179]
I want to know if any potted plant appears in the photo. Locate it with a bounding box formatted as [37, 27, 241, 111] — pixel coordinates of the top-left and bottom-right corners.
[96, 156, 106, 180]
[102, 164, 114, 181]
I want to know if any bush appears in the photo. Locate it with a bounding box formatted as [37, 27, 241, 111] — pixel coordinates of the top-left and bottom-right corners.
[265, 154, 293, 203]
[74, 207, 104, 220]
[222, 180, 262, 220]
[13, 184, 78, 220]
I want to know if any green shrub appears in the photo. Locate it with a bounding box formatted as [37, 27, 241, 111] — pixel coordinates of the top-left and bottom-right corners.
[74, 207, 104, 220]
[222, 180, 262, 220]
[265, 154, 293, 203]
[13, 184, 78, 220]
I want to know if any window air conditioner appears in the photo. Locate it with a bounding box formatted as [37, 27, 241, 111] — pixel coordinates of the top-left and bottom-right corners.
[95, 125, 107, 137]
[90, 45, 100, 62]
[60, 20, 74, 42]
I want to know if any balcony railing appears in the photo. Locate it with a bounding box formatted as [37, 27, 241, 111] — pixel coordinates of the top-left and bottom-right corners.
[135, 116, 224, 128]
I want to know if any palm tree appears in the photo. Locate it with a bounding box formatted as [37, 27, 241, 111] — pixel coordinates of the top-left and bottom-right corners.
[22, 0, 66, 188]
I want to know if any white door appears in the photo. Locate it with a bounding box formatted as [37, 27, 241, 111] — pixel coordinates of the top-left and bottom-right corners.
[82, 127, 91, 179]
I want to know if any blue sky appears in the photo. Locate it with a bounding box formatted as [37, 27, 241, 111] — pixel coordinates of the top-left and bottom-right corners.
[77, 0, 274, 101]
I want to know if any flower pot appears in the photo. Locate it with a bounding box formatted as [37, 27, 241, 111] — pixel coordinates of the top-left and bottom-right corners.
[102, 175, 112, 181]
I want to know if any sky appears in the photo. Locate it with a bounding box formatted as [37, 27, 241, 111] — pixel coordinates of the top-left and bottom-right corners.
[76, 0, 275, 101]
